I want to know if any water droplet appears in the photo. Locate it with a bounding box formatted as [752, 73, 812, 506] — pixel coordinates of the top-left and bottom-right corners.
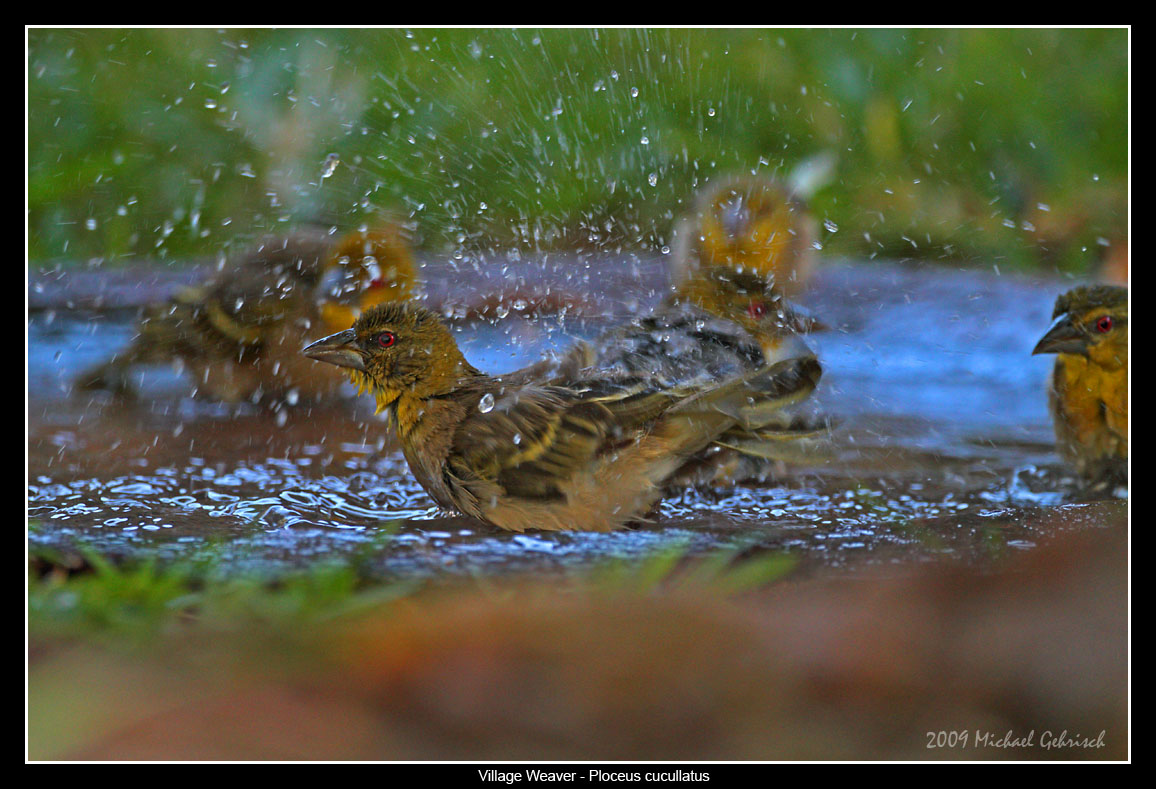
[321, 153, 340, 180]
[823, 219, 838, 233]
[478, 393, 495, 413]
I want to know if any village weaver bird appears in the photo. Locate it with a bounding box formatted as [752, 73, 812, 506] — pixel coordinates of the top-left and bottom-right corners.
[303, 302, 821, 532]
[507, 265, 830, 483]
[670, 175, 819, 297]
[1032, 284, 1128, 487]
[74, 223, 417, 404]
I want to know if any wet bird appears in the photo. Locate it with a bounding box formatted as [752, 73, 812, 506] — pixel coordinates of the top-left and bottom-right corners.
[659, 266, 831, 469]
[1032, 284, 1128, 487]
[303, 302, 821, 532]
[75, 223, 418, 404]
[670, 174, 821, 296]
[609, 264, 822, 372]
[523, 264, 829, 484]
[496, 264, 830, 489]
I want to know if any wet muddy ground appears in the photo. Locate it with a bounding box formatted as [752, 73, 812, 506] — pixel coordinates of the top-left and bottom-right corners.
[27, 256, 1128, 580]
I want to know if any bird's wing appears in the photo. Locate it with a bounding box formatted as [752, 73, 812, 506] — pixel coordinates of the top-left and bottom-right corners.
[584, 307, 769, 389]
[494, 340, 599, 387]
[447, 377, 687, 501]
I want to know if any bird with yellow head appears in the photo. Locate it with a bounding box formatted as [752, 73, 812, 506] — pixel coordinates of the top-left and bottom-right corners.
[1032, 284, 1128, 488]
[75, 220, 418, 404]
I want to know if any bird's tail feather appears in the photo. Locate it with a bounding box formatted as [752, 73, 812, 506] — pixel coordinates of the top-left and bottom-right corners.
[680, 355, 822, 429]
[656, 355, 823, 456]
[714, 418, 838, 461]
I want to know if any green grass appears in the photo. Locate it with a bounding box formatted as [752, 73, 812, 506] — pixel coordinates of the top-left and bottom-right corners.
[29, 28, 1126, 273]
[28, 536, 799, 644]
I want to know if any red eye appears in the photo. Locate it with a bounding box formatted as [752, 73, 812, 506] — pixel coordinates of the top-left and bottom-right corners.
[1095, 315, 1114, 333]
[747, 300, 767, 319]
[375, 331, 396, 348]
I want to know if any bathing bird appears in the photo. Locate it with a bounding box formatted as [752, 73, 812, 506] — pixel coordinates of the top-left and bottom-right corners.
[498, 262, 831, 487]
[75, 222, 418, 404]
[1032, 284, 1128, 487]
[303, 301, 821, 531]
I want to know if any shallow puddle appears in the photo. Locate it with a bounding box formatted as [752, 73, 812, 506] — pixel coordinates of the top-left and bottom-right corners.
[27, 257, 1127, 580]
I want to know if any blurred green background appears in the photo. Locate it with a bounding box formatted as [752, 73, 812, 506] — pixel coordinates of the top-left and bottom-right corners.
[28, 27, 1127, 273]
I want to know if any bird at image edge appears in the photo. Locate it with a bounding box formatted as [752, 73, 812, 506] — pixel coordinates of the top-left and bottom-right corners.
[303, 301, 821, 532]
[74, 222, 418, 404]
[1032, 284, 1128, 488]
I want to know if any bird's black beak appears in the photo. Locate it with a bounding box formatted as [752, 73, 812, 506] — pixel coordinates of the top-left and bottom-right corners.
[1032, 313, 1086, 356]
[303, 329, 366, 370]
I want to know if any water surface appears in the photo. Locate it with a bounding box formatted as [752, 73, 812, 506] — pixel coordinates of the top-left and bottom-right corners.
[28, 257, 1125, 579]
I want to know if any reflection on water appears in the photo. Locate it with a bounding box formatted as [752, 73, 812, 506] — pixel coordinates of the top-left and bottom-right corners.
[27, 258, 1125, 579]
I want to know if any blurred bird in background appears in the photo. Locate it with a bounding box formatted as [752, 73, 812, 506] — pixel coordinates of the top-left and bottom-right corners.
[303, 302, 821, 531]
[74, 220, 417, 404]
[1032, 284, 1128, 488]
[314, 224, 418, 336]
[669, 155, 834, 297]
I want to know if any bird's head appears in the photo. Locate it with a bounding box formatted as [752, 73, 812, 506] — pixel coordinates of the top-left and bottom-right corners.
[303, 302, 477, 410]
[676, 266, 820, 333]
[698, 178, 798, 278]
[1032, 284, 1128, 370]
[316, 224, 418, 332]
